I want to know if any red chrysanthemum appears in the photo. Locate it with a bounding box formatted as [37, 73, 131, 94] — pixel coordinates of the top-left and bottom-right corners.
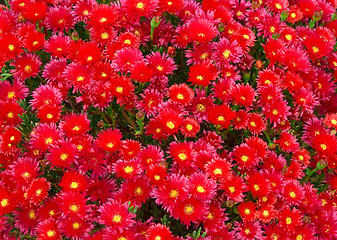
[44, 6, 75, 33]
[59, 113, 90, 137]
[213, 37, 243, 66]
[187, 17, 219, 44]
[121, 0, 158, 21]
[35, 218, 60, 240]
[57, 192, 90, 218]
[95, 128, 122, 153]
[146, 52, 177, 76]
[281, 46, 311, 73]
[229, 83, 256, 108]
[168, 83, 194, 106]
[0, 186, 16, 216]
[98, 200, 135, 230]
[171, 197, 208, 227]
[188, 171, 217, 202]
[58, 216, 92, 239]
[63, 62, 93, 92]
[88, 4, 118, 28]
[231, 144, 259, 169]
[208, 104, 235, 129]
[47, 140, 77, 169]
[26, 177, 50, 205]
[157, 108, 183, 135]
[246, 173, 272, 198]
[30, 123, 63, 153]
[169, 141, 194, 169]
[130, 61, 155, 83]
[113, 159, 143, 179]
[188, 62, 217, 87]
[44, 35, 71, 58]
[180, 117, 200, 138]
[145, 223, 172, 240]
[59, 171, 88, 193]
[11, 53, 42, 82]
[152, 173, 189, 212]
[279, 206, 302, 231]
[205, 157, 232, 180]
[312, 132, 337, 156]
[220, 174, 246, 202]
[238, 201, 256, 222]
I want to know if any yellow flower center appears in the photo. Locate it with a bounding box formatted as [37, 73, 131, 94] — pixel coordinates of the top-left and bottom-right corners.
[320, 144, 327, 150]
[184, 204, 194, 215]
[241, 155, 248, 162]
[136, 2, 144, 9]
[47, 230, 55, 237]
[178, 153, 187, 160]
[197, 186, 205, 193]
[223, 50, 231, 59]
[229, 186, 235, 193]
[1, 199, 8, 207]
[70, 182, 79, 189]
[213, 168, 222, 175]
[124, 166, 134, 174]
[7, 112, 13, 118]
[166, 121, 175, 129]
[72, 222, 80, 229]
[7, 91, 15, 99]
[60, 153, 68, 161]
[169, 189, 178, 198]
[70, 204, 79, 212]
[45, 137, 53, 145]
[112, 214, 122, 223]
[286, 217, 292, 225]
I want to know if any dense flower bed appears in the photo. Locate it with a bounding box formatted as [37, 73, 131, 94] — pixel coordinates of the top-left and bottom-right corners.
[1, 0, 337, 239]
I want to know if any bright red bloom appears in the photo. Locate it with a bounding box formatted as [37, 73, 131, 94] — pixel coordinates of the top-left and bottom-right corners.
[14, 205, 40, 236]
[0, 101, 23, 126]
[281, 46, 311, 73]
[26, 178, 50, 204]
[145, 163, 167, 185]
[152, 173, 189, 212]
[172, 197, 208, 227]
[88, 4, 118, 28]
[312, 132, 337, 156]
[213, 38, 243, 66]
[187, 17, 219, 44]
[30, 123, 63, 153]
[231, 144, 259, 169]
[22, 1, 47, 22]
[114, 159, 143, 179]
[229, 83, 256, 108]
[279, 206, 302, 231]
[220, 174, 246, 202]
[47, 140, 77, 169]
[208, 104, 235, 129]
[130, 61, 155, 83]
[188, 62, 217, 87]
[30, 85, 63, 110]
[157, 108, 183, 135]
[95, 128, 122, 153]
[238, 201, 256, 221]
[99, 200, 135, 229]
[247, 113, 266, 134]
[57, 192, 89, 218]
[11, 53, 42, 82]
[44, 35, 71, 58]
[9, 157, 40, 187]
[58, 216, 92, 239]
[0, 186, 16, 216]
[205, 157, 232, 180]
[256, 204, 277, 223]
[146, 223, 172, 240]
[188, 172, 217, 202]
[59, 113, 90, 137]
[234, 221, 263, 240]
[63, 62, 93, 92]
[35, 218, 60, 240]
[44, 6, 75, 33]
[121, 0, 158, 21]
[180, 117, 200, 138]
[282, 180, 305, 206]
[246, 173, 272, 198]
[59, 171, 88, 193]
[169, 141, 194, 169]
[23, 31, 45, 52]
[146, 52, 177, 76]
[168, 83, 194, 106]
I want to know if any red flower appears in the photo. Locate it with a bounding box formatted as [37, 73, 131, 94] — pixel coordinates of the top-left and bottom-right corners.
[146, 52, 177, 76]
[47, 140, 77, 169]
[180, 117, 200, 137]
[172, 197, 208, 227]
[57, 192, 90, 218]
[121, 0, 158, 21]
[247, 113, 266, 134]
[229, 83, 256, 108]
[59, 171, 88, 193]
[279, 206, 302, 231]
[188, 172, 217, 202]
[169, 141, 194, 169]
[256, 204, 276, 223]
[98, 200, 135, 229]
[238, 201, 256, 221]
[11, 53, 42, 82]
[220, 174, 246, 203]
[35, 218, 60, 240]
[113, 159, 143, 179]
[14, 205, 40, 236]
[9, 157, 40, 187]
[95, 128, 122, 153]
[188, 62, 217, 87]
[58, 216, 92, 239]
[130, 61, 155, 83]
[26, 178, 50, 204]
[88, 4, 118, 28]
[282, 180, 304, 206]
[63, 62, 93, 92]
[168, 83, 194, 106]
[59, 113, 90, 137]
[152, 173, 189, 212]
[44, 35, 71, 58]
[187, 17, 219, 44]
[205, 157, 232, 181]
[312, 132, 337, 156]
[208, 104, 235, 129]
[0, 101, 23, 126]
[44, 6, 75, 33]
[146, 223, 172, 240]
[246, 173, 272, 198]
[213, 38, 243, 66]
[145, 163, 167, 185]
[0, 186, 16, 216]
[231, 144, 259, 169]
[157, 108, 183, 135]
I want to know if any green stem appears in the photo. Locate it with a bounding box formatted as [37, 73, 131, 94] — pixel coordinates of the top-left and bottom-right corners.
[263, 130, 272, 145]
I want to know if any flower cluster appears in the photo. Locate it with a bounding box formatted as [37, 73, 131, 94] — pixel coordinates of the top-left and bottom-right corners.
[0, 0, 337, 239]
